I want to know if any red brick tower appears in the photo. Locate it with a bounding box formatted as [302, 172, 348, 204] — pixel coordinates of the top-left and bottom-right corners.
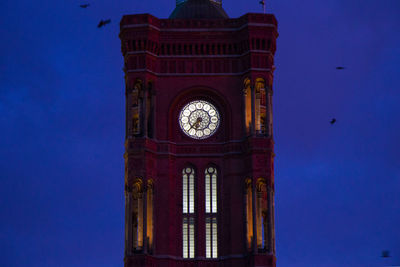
[120, 0, 278, 266]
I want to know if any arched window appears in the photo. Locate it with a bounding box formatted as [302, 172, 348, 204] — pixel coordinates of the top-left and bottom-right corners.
[205, 166, 218, 258]
[130, 80, 143, 136]
[245, 178, 253, 250]
[255, 78, 266, 134]
[244, 78, 252, 134]
[132, 179, 144, 251]
[182, 167, 195, 258]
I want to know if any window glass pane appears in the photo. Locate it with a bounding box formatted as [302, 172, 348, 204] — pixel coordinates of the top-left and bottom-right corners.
[183, 174, 187, 213]
[212, 218, 218, 258]
[183, 167, 195, 258]
[189, 218, 195, 258]
[183, 219, 188, 258]
[212, 173, 217, 213]
[189, 173, 194, 214]
[206, 218, 211, 258]
[205, 174, 210, 213]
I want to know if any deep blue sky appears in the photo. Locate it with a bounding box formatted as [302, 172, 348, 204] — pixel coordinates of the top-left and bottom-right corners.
[1, 0, 399, 266]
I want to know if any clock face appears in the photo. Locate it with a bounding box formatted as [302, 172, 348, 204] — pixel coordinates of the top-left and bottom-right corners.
[179, 100, 220, 139]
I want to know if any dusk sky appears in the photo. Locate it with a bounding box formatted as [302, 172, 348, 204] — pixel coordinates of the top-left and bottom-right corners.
[1, 0, 399, 266]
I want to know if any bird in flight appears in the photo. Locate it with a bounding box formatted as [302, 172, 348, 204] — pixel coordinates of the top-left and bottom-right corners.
[336, 66, 345, 70]
[80, 4, 90, 8]
[382, 250, 391, 258]
[330, 118, 336, 125]
[98, 19, 111, 28]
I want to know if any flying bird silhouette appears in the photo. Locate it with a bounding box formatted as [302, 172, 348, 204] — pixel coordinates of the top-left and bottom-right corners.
[382, 250, 391, 258]
[80, 4, 90, 8]
[330, 118, 336, 125]
[336, 66, 345, 70]
[97, 19, 111, 28]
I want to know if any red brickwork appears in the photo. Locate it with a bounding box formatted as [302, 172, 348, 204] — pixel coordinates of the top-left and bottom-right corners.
[120, 11, 278, 267]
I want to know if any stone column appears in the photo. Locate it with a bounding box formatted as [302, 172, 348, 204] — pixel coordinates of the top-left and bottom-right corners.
[242, 87, 248, 136]
[255, 89, 261, 134]
[143, 85, 148, 137]
[143, 184, 148, 253]
[266, 86, 273, 137]
[251, 85, 256, 135]
[125, 189, 133, 255]
[267, 186, 273, 254]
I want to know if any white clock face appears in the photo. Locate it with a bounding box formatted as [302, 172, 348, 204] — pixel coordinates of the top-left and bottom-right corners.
[179, 100, 220, 139]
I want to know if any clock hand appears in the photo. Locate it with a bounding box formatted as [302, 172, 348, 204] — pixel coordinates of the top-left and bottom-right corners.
[188, 117, 202, 131]
[193, 117, 202, 129]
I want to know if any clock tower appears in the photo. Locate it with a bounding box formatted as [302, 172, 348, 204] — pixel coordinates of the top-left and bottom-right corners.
[119, 0, 278, 266]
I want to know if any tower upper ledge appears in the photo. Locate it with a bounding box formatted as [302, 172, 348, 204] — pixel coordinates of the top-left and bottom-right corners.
[120, 13, 278, 31]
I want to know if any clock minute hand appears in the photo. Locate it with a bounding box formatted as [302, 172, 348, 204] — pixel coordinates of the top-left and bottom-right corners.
[189, 117, 202, 130]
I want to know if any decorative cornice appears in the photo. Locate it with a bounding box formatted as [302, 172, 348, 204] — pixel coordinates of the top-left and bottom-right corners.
[126, 68, 272, 76]
[125, 50, 272, 59]
[124, 137, 274, 157]
[121, 22, 276, 32]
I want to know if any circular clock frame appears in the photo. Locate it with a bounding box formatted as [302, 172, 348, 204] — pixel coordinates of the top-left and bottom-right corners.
[178, 100, 220, 139]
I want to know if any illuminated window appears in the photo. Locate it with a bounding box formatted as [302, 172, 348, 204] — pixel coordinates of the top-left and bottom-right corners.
[255, 78, 266, 134]
[182, 167, 195, 258]
[146, 180, 154, 252]
[132, 180, 143, 251]
[205, 167, 218, 258]
[256, 179, 267, 252]
[244, 79, 252, 134]
[245, 179, 253, 250]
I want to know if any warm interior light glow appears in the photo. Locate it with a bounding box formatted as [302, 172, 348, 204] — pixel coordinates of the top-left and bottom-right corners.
[256, 179, 267, 250]
[245, 179, 253, 249]
[132, 180, 143, 250]
[146, 181, 153, 251]
[255, 78, 266, 134]
[244, 80, 252, 133]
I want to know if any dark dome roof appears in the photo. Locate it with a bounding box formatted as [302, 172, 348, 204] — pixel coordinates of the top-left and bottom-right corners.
[169, 0, 229, 19]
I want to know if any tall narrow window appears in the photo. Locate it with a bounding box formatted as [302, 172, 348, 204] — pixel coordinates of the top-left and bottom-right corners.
[256, 178, 268, 252]
[146, 180, 153, 252]
[182, 167, 195, 258]
[205, 167, 218, 258]
[255, 78, 266, 134]
[245, 178, 253, 250]
[244, 78, 252, 134]
[132, 180, 143, 251]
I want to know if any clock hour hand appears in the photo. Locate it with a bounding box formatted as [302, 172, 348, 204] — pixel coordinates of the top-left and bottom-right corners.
[191, 117, 202, 129]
